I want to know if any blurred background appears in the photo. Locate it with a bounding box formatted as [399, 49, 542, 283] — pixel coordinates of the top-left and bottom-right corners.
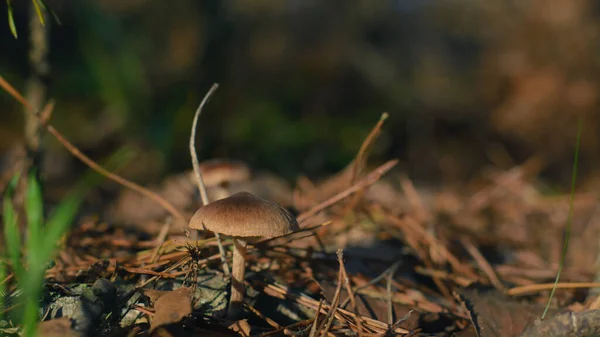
[0, 0, 598, 192]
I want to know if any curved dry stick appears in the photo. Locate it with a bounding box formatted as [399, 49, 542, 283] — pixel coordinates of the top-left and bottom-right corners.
[297, 159, 398, 223]
[189, 83, 230, 275]
[189, 84, 217, 206]
[0, 75, 187, 223]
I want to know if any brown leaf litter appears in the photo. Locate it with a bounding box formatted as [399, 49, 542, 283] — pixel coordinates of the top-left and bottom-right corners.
[149, 286, 193, 333]
[36, 155, 600, 335]
[3, 78, 600, 336]
[27, 153, 600, 336]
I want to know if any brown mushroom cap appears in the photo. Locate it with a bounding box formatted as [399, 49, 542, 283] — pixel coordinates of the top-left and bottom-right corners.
[189, 191, 299, 238]
[196, 159, 251, 187]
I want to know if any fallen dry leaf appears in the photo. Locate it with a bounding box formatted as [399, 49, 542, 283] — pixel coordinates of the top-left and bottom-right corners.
[143, 288, 171, 304]
[37, 317, 78, 337]
[150, 286, 193, 333]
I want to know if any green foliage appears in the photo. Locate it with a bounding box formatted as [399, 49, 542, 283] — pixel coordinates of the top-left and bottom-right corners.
[0, 146, 134, 335]
[31, 0, 44, 26]
[3, 174, 21, 281]
[5, 0, 61, 39]
[3, 172, 79, 336]
[0, 259, 5, 323]
[6, 0, 16, 38]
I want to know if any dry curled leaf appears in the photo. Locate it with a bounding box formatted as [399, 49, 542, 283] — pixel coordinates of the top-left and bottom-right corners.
[150, 286, 193, 332]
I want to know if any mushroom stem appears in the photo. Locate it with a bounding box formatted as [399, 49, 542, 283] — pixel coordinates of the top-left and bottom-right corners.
[228, 237, 247, 318]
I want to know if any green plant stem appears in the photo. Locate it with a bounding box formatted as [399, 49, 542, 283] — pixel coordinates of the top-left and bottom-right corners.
[542, 117, 582, 319]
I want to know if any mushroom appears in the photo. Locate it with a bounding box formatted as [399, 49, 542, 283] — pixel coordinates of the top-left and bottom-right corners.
[196, 159, 251, 188]
[189, 191, 299, 318]
[187, 159, 252, 202]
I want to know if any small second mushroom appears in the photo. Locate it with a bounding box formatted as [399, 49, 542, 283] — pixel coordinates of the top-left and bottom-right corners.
[189, 191, 299, 318]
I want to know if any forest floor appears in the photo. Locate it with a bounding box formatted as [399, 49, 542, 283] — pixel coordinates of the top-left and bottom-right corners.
[1, 84, 600, 337]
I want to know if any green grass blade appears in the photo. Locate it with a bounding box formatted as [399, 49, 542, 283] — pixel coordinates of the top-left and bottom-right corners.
[2, 193, 28, 334]
[542, 117, 582, 319]
[6, 172, 20, 191]
[22, 275, 43, 337]
[3, 146, 134, 335]
[24, 171, 44, 257]
[20, 172, 77, 337]
[30, 0, 45, 26]
[0, 259, 5, 322]
[36, 0, 61, 25]
[21, 174, 75, 337]
[6, 0, 17, 38]
[41, 196, 80, 256]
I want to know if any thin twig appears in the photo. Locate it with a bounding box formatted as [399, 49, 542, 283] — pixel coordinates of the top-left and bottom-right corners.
[0, 76, 187, 223]
[189, 83, 230, 275]
[190, 84, 218, 206]
[150, 219, 172, 264]
[508, 282, 600, 297]
[387, 214, 479, 281]
[389, 310, 414, 334]
[337, 250, 364, 337]
[120, 267, 176, 278]
[399, 176, 430, 223]
[297, 159, 398, 223]
[344, 112, 389, 212]
[340, 261, 401, 309]
[385, 264, 396, 325]
[245, 302, 283, 329]
[349, 112, 389, 184]
[319, 251, 345, 337]
[260, 281, 409, 334]
[39, 99, 54, 124]
[461, 237, 504, 291]
[256, 222, 331, 246]
[308, 300, 324, 337]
